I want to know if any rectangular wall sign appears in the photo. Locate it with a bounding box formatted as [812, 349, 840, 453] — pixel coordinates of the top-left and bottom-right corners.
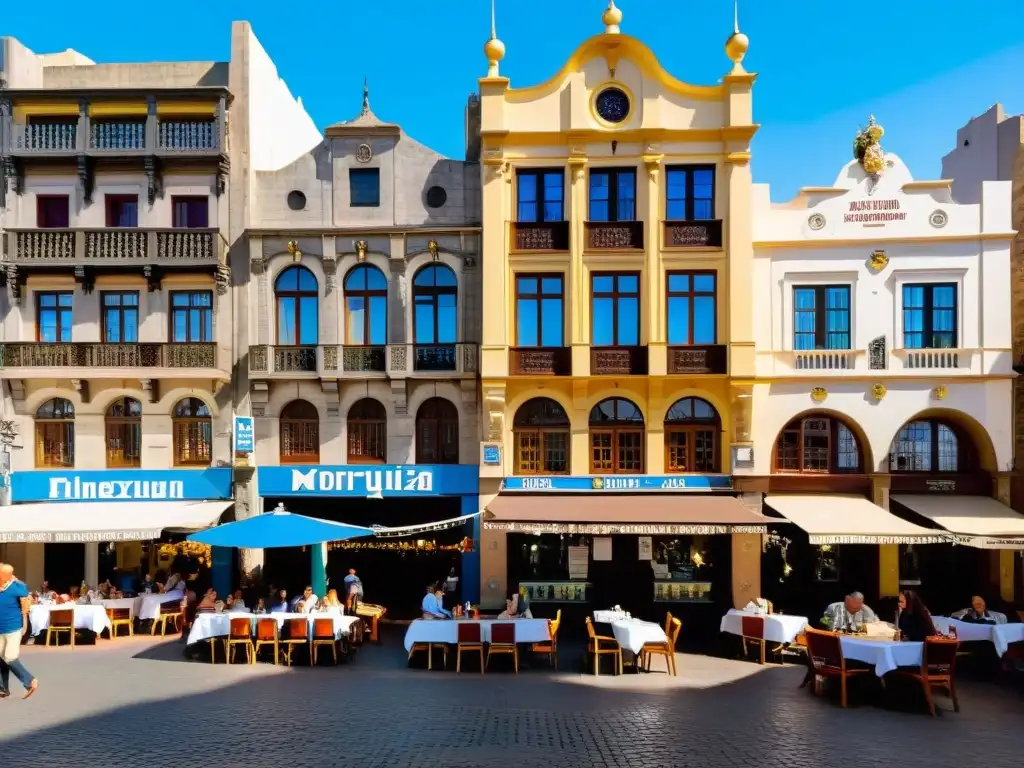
[12, 468, 233, 503]
[257, 464, 480, 498]
[500, 475, 732, 493]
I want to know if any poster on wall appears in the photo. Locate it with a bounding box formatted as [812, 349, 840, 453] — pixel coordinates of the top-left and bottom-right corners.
[568, 546, 589, 579]
[593, 537, 613, 561]
[637, 536, 653, 560]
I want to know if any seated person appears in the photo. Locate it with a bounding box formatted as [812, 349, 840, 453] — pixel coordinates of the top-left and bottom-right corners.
[498, 592, 532, 619]
[421, 585, 452, 619]
[822, 591, 878, 632]
[164, 572, 184, 593]
[269, 590, 289, 613]
[321, 589, 343, 614]
[227, 591, 251, 613]
[952, 595, 1007, 625]
[290, 586, 318, 613]
[897, 590, 937, 641]
[139, 573, 158, 594]
[38, 581, 57, 602]
[195, 589, 218, 613]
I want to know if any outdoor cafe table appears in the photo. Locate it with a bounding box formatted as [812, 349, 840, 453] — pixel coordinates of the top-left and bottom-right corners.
[186, 612, 361, 645]
[136, 591, 184, 621]
[839, 635, 923, 677]
[609, 619, 668, 655]
[933, 617, 1024, 658]
[403, 618, 550, 652]
[101, 597, 138, 618]
[28, 604, 112, 637]
[719, 609, 809, 645]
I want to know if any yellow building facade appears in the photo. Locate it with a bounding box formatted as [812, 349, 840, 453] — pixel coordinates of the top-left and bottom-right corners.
[476, 3, 764, 618]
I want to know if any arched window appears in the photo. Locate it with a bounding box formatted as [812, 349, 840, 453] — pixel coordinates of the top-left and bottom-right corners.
[348, 398, 386, 464]
[889, 420, 964, 473]
[280, 400, 319, 464]
[344, 265, 388, 346]
[513, 397, 570, 475]
[172, 397, 212, 466]
[589, 397, 644, 474]
[774, 415, 862, 474]
[416, 398, 459, 464]
[413, 264, 457, 345]
[664, 397, 720, 473]
[105, 397, 141, 468]
[275, 265, 319, 345]
[36, 397, 75, 468]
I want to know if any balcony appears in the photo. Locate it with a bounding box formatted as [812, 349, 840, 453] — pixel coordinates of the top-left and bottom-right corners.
[663, 220, 723, 248]
[667, 345, 728, 374]
[6, 116, 222, 158]
[891, 348, 979, 373]
[14, 119, 78, 152]
[248, 343, 479, 379]
[590, 346, 648, 375]
[510, 347, 572, 376]
[761, 347, 989, 377]
[157, 119, 220, 153]
[89, 119, 146, 152]
[0, 343, 222, 378]
[511, 222, 570, 252]
[584, 221, 644, 251]
[3, 228, 224, 268]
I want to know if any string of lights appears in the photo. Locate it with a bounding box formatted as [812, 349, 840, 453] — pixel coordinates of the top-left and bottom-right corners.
[369, 512, 482, 539]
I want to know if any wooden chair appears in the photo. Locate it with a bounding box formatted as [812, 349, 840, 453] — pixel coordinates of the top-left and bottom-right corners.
[107, 608, 133, 638]
[408, 640, 448, 670]
[312, 618, 338, 665]
[281, 618, 310, 666]
[803, 628, 870, 708]
[254, 618, 280, 664]
[46, 609, 75, 648]
[226, 617, 254, 664]
[531, 614, 560, 669]
[585, 616, 622, 675]
[641, 614, 682, 675]
[486, 622, 518, 673]
[894, 636, 960, 716]
[740, 615, 770, 665]
[151, 600, 183, 637]
[456, 621, 485, 673]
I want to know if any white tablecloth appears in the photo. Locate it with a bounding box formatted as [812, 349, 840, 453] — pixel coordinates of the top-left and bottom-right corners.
[29, 605, 112, 637]
[719, 610, 809, 644]
[136, 592, 184, 621]
[101, 598, 138, 618]
[609, 619, 668, 654]
[593, 610, 628, 623]
[403, 619, 550, 652]
[840, 636, 923, 677]
[186, 612, 361, 645]
[933, 617, 1024, 657]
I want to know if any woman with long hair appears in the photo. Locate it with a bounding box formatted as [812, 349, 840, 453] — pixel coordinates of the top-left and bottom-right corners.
[897, 589, 937, 641]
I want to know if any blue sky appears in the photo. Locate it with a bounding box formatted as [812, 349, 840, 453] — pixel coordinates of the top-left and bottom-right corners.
[4, 1, 1023, 200]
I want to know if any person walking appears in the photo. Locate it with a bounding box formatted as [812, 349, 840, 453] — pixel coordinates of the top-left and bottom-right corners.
[0, 562, 38, 699]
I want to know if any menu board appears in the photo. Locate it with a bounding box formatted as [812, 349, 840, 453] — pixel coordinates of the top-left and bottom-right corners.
[568, 546, 589, 579]
[637, 536, 653, 560]
[593, 537, 612, 561]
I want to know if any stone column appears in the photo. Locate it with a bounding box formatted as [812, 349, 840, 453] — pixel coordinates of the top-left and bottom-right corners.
[84, 543, 99, 588]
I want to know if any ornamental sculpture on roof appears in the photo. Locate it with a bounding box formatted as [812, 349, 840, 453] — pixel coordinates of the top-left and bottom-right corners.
[853, 115, 886, 194]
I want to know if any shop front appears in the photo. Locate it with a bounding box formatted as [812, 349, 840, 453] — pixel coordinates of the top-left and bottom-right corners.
[255, 464, 480, 618]
[482, 475, 766, 648]
[0, 468, 234, 591]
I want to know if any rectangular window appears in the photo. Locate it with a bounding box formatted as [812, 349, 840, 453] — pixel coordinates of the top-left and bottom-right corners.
[516, 169, 564, 222]
[102, 291, 140, 343]
[589, 169, 636, 222]
[666, 272, 716, 345]
[37, 195, 70, 228]
[793, 285, 851, 350]
[516, 274, 564, 347]
[591, 272, 640, 346]
[902, 283, 957, 349]
[349, 168, 381, 207]
[172, 196, 210, 228]
[37, 292, 73, 343]
[665, 166, 715, 220]
[105, 194, 138, 227]
[170, 291, 213, 342]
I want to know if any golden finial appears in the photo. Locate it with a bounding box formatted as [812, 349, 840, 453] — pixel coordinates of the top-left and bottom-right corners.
[725, 0, 749, 72]
[602, 1, 623, 33]
[483, 0, 505, 77]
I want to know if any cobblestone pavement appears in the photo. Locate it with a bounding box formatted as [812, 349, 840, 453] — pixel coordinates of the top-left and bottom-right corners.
[0, 632, 1022, 768]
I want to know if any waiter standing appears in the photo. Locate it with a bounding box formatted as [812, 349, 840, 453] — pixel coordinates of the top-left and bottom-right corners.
[0, 562, 38, 699]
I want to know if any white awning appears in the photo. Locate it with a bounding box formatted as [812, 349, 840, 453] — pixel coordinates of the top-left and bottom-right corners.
[765, 494, 948, 545]
[891, 494, 1024, 549]
[0, 500, 233, 544]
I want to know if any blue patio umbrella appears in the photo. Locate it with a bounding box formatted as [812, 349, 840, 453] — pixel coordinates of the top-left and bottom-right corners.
[188, 509, 373, 549]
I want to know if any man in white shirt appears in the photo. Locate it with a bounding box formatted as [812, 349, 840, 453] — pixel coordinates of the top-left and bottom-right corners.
[292, 586, 318, 614]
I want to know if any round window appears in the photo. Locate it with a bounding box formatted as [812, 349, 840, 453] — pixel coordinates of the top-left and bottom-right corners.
[595, 87, 630, 124]
[425, 186, 447, 208]
[286, 190, 306, 211]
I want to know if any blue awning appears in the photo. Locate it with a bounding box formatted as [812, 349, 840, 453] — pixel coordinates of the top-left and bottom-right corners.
[187, 511, 372, 548]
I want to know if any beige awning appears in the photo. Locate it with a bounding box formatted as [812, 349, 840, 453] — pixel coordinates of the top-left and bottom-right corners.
[891, 494, 1024, 549]
[765, 494, 948, 545]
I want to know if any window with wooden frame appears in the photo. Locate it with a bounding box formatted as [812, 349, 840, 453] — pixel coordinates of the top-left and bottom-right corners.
[902, 283, 957, 349]
[793, 285, 851, 350]
[515, 274, 564, 347]
[104, 194, 139, 227]
[36, 195, 70, 228]
[589, 168, 636, 222]
[664, 397, 720, 473]
[416, 397, 459, 464]
[105, 397, 142, 468]
[170, 291, 213, 343]
[171, 196, 209, 228]
[280, 399, 320, 464]
[101, 291, 140, 343]
[774, 416, 862, 474]
[412, 264, 458, 344]
[172, 397, 212, 466]
[888, 419, 965, 473]
[513, 397, 570, 475]
[516, 169, 565, 222]
[344, 265, 388, 345]
[347, 398, 386, 464]
[35, 398, 75, 468]
[589, 397, 645, 474]
[36, 292, 73, 343]
[591, 272, 640, 347]
[665, 165, 715, 220]
[275, 265, 319, 345]
[666, 272, 716, 345]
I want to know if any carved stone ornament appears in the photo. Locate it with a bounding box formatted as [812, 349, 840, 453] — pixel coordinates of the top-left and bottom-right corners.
[427, 239, 440, 261]
[322, 257, 337, 294]
[808, 213, 826, 231]
[868, 336, 887, 370]
[932, 385, 948, 401]
[356, 144, 372, 163]
[643, 154, 663, 181]
[871, 383, 887, 401]
[77, 155, 95, 205]
[354, 240, 368, 262]
[929, 210, 948, 229]
[868, 250, 888, 271]
[810, 387, 828, 403]
[287, 240, 302, 262]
